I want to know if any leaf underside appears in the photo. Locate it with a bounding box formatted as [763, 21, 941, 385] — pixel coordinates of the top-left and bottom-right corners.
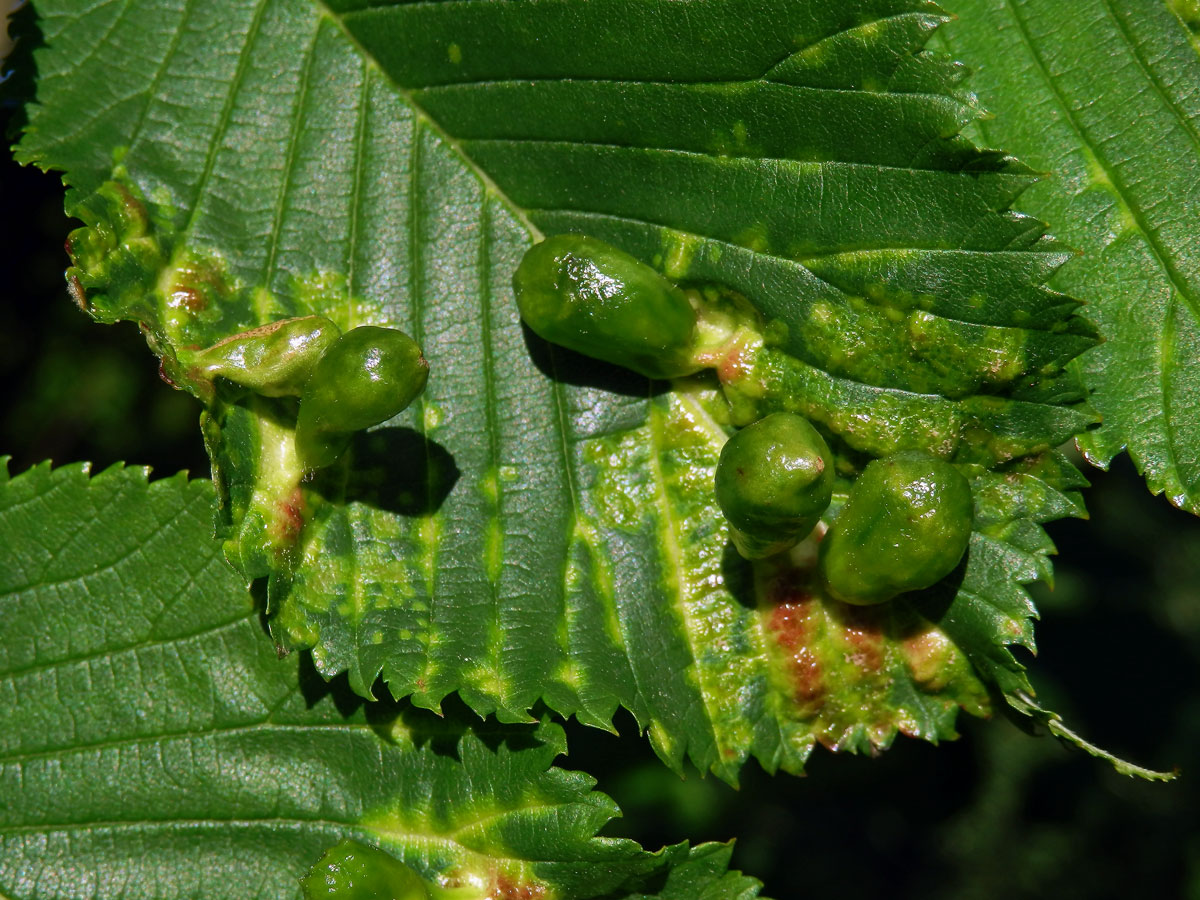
[939, 0, 1200, 515]
[0, 461, 765, 900]
[15, 0, 1127, 780]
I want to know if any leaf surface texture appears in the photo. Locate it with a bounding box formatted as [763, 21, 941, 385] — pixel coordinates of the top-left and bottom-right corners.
[940, 0, 1200, 514]
[15, 0, 1110, 778]
[0, 462, 765, 899]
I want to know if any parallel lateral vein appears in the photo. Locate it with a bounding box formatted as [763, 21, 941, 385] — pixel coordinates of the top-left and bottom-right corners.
[260, 13, 324, 290]
[0, 721, 375, 767]
[1002, 0, 1200, 325]
[178, 0, 272, 239]
[0, 615, 252, 684]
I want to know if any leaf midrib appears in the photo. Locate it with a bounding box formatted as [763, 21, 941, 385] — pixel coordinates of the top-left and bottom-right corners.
[313, 0, 543, 240]
[0, 720, 373, 767]
[0, 614, 251, 683]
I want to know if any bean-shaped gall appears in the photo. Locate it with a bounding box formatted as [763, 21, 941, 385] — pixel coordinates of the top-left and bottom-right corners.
[513, 234, 703, 379]
[819, 450, 973, 605]
[295, 325, 429, 471]
[715, 412, 834, 560]
[186, 315, 341, 397]
[301, 838, 431, 899]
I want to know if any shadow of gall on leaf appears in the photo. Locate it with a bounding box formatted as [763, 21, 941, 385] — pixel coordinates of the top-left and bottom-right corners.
[521, 320, 669, 398]
[720, 540, 758, 610]
[318, 425, 460, 517]
[296, 651, 545, 761]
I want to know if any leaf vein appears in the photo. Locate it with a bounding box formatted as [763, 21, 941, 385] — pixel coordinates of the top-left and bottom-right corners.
[0, 614, 252, 684]
[1098, 0, 1200, 156]
[0, 721, 372, 767]
[178, 0, 272, 240]
[1002, 0, 1200, 326]
[260, 14, 324, 293]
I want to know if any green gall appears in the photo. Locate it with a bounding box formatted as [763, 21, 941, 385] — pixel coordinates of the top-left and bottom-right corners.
[301, 838, 431, 899]
[184, 315, 342, 397]
[715, 412, 834, 559]
[819, 450, 973, 605]
[513, 234, 702, 379]
[296, 325, 430, 470]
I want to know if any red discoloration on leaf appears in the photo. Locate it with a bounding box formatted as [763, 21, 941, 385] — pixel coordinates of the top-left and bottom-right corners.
[274, 487, 306, 543]
[718, 347, 748, 382]
[494, 872, 547, 899]
[173, 286, 207, 311]
[167, 255, 227, 315]
[901, 627, 956, 690]
[112, 180, 148, 228]
[767, 598, 826, 711]
[158, 359, 180, 388]
[834, 604, 885, 672]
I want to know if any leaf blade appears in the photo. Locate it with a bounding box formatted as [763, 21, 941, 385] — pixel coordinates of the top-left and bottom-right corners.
[0, 461, 767, 899]
[938, 0, 1200, 513]
[15, 0, 1109, 778]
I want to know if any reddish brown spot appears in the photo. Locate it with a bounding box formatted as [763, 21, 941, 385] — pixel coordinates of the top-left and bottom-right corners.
[158, 359, 180, 388]
[767, 600, 826, 710]
[273, 487, 307, 543]
[901, 628, 954, 689]
[834, 605, 885, 672]
[769, 600, 811, 652]
[113, 181, 148, 225]
[495, 873, 546, 900]
[790, 645, 824, 705]
[209, 318, 292, 348]
[718, 348, 747, 382]
[173, 286, 207, 311]
[66, 274, 88, 311]
[440, 871, 469, 890]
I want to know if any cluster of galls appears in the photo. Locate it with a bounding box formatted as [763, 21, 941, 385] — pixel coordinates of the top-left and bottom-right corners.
[514, 234, 973, 606]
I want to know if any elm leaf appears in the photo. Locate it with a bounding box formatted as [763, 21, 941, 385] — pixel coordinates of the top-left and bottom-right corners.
[0, 461, 767, 899]
[12, 0, 1129, 779]
[939, 0, 1200, 514]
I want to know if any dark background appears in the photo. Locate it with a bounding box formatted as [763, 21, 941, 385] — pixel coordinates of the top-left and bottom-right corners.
[3, 105, 1197, 899]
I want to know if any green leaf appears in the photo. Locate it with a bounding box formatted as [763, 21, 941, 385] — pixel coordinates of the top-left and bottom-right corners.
[16, 0, 1107, 778]
[0, 461, 766, 899]
[937, 0, 1200, 515]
